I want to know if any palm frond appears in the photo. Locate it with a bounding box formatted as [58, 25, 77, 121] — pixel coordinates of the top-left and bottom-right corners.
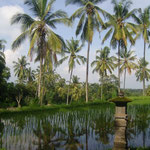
[12, 30, 29, 50]
[76, 13, 85, 36]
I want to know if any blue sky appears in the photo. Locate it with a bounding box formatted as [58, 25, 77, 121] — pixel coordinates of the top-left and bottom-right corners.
[0, 0, 150, 89]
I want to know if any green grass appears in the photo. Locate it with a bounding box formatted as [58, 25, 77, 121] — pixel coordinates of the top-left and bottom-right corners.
[109, 97, 132, 103]
[0, 100, 114, 115]
[128, 96, 150, 106]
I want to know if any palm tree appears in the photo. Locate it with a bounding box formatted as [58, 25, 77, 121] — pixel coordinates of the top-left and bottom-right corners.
[66, 0, 106, 102]
[0, 39, 6, 52]
[119, 49, 137, 90]
[57, 38, 86, 105]
[13, 56, 29, 83]
[0, 40, 6, 76]
[135, 58, 150, 96]
[102, 0, 138, 94]
[91, 46, 115, 100]
[26, 67, 35, 83]
[132, 7, 150, 96]
[11, 0, 68, 104]
[70, 75, 83, 103]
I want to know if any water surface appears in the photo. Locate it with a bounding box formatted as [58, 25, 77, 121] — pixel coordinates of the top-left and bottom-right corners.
[1, 104, 150, 150]
[127, 105, 150, 149]
[0, 105, 115, 150]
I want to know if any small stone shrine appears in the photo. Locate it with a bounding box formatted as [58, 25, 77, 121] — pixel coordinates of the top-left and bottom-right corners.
[110, 96, 132, 150]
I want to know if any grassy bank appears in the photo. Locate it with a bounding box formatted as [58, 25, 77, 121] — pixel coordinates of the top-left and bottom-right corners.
[0, 100, 114, 115]
[3, 96, 150, 115]
[128, 96, 150, 106]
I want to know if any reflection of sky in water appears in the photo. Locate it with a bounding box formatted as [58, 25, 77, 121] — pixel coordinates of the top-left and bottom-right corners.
[0, 106, 115, 150]
[2, 105, 150, 149]
[127, 106, 150, 149]
[128, 125, 150, 148]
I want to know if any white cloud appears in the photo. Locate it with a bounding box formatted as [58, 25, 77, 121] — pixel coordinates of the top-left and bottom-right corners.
[4, 49, 21, 66]
[0, 5, 26, 81]
[4, 49, 21, 81]
[0, 5, 24, 44]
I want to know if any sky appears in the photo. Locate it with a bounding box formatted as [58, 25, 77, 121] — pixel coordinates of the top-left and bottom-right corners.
[0, 0, 150, 89]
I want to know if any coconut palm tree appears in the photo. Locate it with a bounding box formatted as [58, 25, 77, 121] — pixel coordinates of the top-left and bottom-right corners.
[13, 56, 29, 83]
[26, 67, 36, 83]
[91, 46, 115, 100]
[0, 48, 5, 66]
[66, 0, 106, 102]
[0, 39, 6, 52]
[0, 39, 6, 69]
[11, 0, 69, 104]
[135, 58, 150, 96]
[102, 0, 138, 94]
[0, 40, 6, 76]
[119, 49, 137, 90]
[70, 75, 83, 103]
[57, 38, 86, 105]
[132, 7, 150, 96]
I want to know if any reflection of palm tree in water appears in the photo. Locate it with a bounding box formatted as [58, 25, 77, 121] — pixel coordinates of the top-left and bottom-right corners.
[92, 113, 114, 144]
[0, 119, 4, 148]
[136, 109, 150, 148]
[63, 115, 83, 150]
[33, 122, 64, 150]
[128, 107, 150, 148]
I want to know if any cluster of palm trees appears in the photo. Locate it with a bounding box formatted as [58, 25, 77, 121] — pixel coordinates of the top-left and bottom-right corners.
[13, 56, 35, 84]
[9, 0, 150, 104]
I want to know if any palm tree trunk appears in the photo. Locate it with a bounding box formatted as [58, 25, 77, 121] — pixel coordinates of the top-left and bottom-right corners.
[101, 75, 103, 100]
[118, 41, 121, 94]
[143, 41, 146, 96]
[41, 76, 45, 105]
[38, 56, 42, 103]
[86, 41, 90, 103]
[66, 69, 73, 105]
[124, 68, 126, 90]
[143, 78, 145, 96]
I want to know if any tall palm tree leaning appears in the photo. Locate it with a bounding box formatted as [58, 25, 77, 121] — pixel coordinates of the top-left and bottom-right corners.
[57, 38, 86, 105]
[66, 0, 106, 102]
[11, 0, 69, 105]
[13, 56, 29, 83]
[120, 49, 137, 90]
[102, 0, 138, 94]
[91, 46, 115, 100]
[132, 7, 150, 96]
[135, 58, 150, 96]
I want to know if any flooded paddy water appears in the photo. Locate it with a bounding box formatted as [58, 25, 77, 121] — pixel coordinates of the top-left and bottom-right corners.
[0, 104, 150, 150]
